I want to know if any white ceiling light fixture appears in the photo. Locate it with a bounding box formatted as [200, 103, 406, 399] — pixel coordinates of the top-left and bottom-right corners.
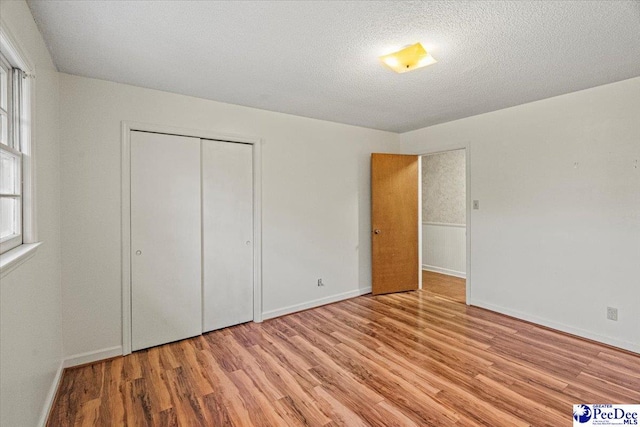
[379, 42, 437, 74]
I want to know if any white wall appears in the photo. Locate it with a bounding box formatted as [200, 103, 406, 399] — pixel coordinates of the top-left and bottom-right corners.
[59, 74, 398, 360]
[0, 1, 62, 426]
[422, 223, 466, 278]
[402, 76, 640, 353]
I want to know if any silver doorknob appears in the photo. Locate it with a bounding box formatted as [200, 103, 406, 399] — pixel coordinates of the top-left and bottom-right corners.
[246, 241, 251, 246]
[373, 229, 381, 234]
[135, 250, 142, 255]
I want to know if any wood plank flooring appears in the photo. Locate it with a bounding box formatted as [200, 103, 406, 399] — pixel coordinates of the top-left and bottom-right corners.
[48, 291, 640, 426]
[422, 270, 466, 304]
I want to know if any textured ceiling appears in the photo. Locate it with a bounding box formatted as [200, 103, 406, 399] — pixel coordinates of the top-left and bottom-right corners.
[27, 1, 640, 133]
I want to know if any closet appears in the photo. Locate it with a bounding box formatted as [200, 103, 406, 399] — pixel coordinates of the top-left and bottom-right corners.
[202, 139, 253, 332]
[130, 131, 253, 352]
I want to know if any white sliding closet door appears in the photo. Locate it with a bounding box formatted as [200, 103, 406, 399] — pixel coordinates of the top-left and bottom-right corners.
[202, 140, 253, 332]
[131, 131, 202, 351]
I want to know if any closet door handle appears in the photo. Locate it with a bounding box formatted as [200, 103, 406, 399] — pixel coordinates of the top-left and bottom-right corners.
[135, 250, 142, 255]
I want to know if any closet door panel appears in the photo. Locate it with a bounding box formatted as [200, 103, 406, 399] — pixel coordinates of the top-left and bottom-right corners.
[202, 140, 253, 332]
[131, 131, 202, 351]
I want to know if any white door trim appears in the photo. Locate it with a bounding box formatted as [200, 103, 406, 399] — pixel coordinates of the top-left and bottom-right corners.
[121, 121, 263, 355]
[418, 145, 471, 305]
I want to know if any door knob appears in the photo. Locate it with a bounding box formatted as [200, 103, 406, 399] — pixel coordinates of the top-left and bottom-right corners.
[373, 229, 381, 234]
[246, 241, 251, 246]
[135, 250, 142, 255]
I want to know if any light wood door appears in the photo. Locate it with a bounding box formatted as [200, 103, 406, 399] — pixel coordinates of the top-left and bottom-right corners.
[131, 131, 202, 351]
[371, 153, 419, 295]
[202, 140, 253, 332]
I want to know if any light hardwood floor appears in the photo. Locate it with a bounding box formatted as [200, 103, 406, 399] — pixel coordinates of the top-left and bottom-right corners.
[48, 291, 640, 426]
[422, 270, 466, 304]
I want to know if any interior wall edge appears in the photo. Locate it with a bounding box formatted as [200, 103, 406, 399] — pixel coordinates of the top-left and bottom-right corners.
[472, 300, 640, 355]
[262, 287, 372, 321]
[36, 361, 64, 427]
[422, 265, 466, 279]
[62, 345, 123, 369]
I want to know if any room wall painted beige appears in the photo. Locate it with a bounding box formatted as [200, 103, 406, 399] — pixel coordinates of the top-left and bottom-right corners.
[59, 73, 399, 359]
[402, 76, 640, 353]
[0, 1, 62, 426]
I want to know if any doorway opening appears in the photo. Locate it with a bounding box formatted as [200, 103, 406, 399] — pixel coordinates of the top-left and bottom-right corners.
[420, 149, 467, 304]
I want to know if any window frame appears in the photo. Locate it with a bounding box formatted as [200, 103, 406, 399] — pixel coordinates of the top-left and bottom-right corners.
[0, 20, 37, 266]
[0, 54, 12, 145]
[0, 146, 23, 253]
[0, 51, 23, 253]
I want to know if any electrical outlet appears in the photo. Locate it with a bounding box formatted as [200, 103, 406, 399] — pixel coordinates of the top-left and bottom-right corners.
[607, 307, 618, 321]
[317, 279, 324, 287]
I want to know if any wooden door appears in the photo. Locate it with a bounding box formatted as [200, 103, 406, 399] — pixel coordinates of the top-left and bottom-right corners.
[371, 153, 419, 295]
[131, 131, 202, 351]
[202, 139, 254, 332]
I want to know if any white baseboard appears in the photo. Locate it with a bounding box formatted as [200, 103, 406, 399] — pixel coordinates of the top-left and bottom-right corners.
[422, 264, 466, 279]
[63, 345, 123, 368]
[38, 346, 123, 425]
[262, 287, 372, 320]
[37, 360, 64, 427]
[472, 299, 640, 355]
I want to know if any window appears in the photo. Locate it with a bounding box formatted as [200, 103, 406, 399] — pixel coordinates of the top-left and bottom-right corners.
[0, 51, 24, 254]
